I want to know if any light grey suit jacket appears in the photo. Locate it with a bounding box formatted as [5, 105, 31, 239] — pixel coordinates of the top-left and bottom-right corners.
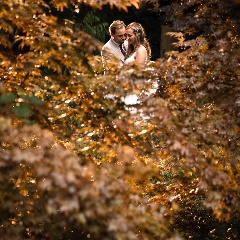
[101, 39, 127, 73]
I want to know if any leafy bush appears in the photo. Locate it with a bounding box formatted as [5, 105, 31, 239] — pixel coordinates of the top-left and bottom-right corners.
[0, 0, 239, 239]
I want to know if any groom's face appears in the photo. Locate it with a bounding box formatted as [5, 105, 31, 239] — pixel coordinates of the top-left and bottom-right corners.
[112, 27, 126, 44]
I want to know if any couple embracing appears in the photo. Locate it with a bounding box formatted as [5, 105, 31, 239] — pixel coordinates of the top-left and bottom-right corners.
[101, 20, 151, 74]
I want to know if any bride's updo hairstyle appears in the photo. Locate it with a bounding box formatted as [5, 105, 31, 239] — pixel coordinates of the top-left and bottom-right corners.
[126, 22, 151, 59]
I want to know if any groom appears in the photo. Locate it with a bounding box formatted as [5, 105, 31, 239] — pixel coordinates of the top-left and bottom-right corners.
[101, 20, 127, 74]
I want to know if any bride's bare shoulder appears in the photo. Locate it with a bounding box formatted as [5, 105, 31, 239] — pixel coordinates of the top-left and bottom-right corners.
[137, 45, 147, 53]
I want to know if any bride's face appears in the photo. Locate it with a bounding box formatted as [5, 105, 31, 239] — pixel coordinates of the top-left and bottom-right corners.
[126, 29, 136, 45]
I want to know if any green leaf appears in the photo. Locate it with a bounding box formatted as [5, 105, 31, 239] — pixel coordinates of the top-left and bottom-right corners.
[28, 95, 43, 105]
[20, 94, 43, 105]
[17, 87, 24, 93]
[0, 93, 17, 103]
[13, 105, 31, 117]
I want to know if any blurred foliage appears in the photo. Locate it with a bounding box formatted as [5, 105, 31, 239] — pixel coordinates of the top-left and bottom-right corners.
[0, 0, 240, 239]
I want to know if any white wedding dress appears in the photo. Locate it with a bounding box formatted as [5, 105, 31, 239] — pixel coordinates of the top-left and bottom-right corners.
[124, 46, 148, 64]
[125, 52, 136, 64]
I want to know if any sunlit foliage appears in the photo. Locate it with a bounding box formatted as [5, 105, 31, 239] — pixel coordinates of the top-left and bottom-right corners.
[0, 0, 240, 239]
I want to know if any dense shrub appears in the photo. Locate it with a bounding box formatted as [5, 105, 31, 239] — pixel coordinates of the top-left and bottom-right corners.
[0, 0, 239, 239]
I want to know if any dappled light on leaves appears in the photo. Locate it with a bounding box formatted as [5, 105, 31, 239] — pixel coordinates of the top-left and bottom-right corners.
[0, 0, 240, 239]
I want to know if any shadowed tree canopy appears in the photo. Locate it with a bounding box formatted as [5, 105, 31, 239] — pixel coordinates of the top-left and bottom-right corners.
[0, 0, 239, 239]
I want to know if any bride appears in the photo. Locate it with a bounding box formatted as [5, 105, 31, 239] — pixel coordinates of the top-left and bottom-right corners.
[124, 22, 151, 64]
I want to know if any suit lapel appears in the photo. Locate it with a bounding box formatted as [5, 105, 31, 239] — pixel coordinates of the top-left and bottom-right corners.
[109, 39, 125, 62]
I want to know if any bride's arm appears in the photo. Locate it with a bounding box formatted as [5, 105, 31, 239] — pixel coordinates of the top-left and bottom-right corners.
[135, 45, 147, 64]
